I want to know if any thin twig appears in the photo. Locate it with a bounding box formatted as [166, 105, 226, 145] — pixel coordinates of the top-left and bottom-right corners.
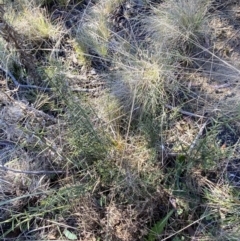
[0, 141, 64, 175]
[0, 65, 51, 91]
[165, 104, 206, 119]
[71, 87, 101, 92]
[188, 120, 209, 154]
[0, 140, 16, 147]
[0, 165, 64, 175]
[0, 65, 101, 93]
[213, 83, 232, 89]
[26, 105, 57, 123]
[161, 213, 211, 241]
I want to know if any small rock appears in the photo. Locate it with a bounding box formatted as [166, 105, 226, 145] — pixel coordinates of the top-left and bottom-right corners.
[90, 68, 97, 75]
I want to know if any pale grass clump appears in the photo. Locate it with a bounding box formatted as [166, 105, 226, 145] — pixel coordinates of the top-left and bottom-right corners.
[145, 0, 210, 51]
[76, 3, 110, 57]
[112, 47, 176, 117]
[100, 0, 125, 15]
[10, 7, 63, 41]
[0, 37, 18, 69]
[76, 0, 124, 58]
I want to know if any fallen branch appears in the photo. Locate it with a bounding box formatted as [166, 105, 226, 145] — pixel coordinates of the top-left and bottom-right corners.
[213, 83, 233, 89]
[0, 140, 16, 147]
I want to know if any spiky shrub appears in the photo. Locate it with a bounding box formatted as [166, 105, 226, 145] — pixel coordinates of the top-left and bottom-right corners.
[45, 63, 109, 163]
[145, 0, 210, 51]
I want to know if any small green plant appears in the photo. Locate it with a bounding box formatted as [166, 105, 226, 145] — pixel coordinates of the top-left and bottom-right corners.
[72, 40, 90, 66]
[147, 210, 174, 241]
[45, 62, 109, 163]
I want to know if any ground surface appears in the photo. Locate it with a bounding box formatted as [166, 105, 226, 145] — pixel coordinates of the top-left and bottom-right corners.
[0, 0, 240, 240]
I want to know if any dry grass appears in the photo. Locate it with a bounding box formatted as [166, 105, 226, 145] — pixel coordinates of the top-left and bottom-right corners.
[144, 0, 210, 51]
[0, 0, 240, 240]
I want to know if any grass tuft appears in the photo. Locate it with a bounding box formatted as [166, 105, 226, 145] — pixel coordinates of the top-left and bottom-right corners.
[145, 0, 210, 52]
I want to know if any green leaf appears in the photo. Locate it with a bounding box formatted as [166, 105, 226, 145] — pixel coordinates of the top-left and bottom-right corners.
[63, 229, 78, 240]
[177, 208, 183, 215]
[147, 210, 174, 241]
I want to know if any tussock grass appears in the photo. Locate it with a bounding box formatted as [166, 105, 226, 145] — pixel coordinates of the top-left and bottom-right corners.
[145, 0, 210, 52]
[6, 3, 63, 42]
[75, 1, 113, 58]
[112, 47, 176, 117]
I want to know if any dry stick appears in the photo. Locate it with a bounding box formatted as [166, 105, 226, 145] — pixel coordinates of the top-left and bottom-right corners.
[165, 104, 209, 155]
[188, 120, 209, 155]
[0, 165, 64, 175]
[0, 140, 16, 147]
[71, 87, 102, 92]
[36, 217, 80, 231]
[161, 213, 211, 241]
[213, 83, 233, 89]
[25, 105, 57, 123]
[165, 104, 208, 157]
[0, 65, 51, 91]
[165, 104, 206, 119]
[0, 140, 64, 175]
[2, 91, 57, 123]
[0, 65, 100, 93]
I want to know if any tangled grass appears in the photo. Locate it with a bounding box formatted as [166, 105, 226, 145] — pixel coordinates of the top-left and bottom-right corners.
[0, 0, 240, 240]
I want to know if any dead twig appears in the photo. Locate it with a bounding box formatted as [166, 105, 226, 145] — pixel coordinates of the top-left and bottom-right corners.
[71, 87, 101, 92]
[188, 120, 209, 154]
[213, 83, 233, 89]
[0, 165, 64, 175]
[0, 140, 64, 175]
[0, 65, 101, 93]
[0, 140, 16, 147]
[165, 104, 206, 119]
[0, 65, 51, 91]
